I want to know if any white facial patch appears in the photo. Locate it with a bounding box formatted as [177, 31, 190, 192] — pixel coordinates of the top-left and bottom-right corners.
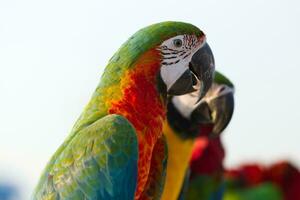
[172, 90, 201, 119]
[160, 63, 189, 90]
[159, 34, 206, 91]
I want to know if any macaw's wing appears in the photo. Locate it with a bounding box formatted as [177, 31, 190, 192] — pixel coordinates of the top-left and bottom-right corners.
[33, 114, 138, 200]
[139, 135, 168, 200]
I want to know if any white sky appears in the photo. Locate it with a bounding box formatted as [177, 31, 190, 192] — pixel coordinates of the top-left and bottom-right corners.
[1, 0, 300, 199]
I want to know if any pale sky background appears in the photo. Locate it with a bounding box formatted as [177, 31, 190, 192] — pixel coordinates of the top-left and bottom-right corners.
[0, 0, 299, 199]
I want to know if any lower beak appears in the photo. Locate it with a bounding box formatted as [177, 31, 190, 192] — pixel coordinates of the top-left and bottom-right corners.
[167, 69, 196, 95]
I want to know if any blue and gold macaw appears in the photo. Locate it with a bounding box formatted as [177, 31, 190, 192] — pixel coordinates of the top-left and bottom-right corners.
[161, 71, 234, 200]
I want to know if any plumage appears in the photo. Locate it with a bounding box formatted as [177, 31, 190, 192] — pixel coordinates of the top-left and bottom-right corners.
[185, 136, 225, 200]
[139, 135, 168, 200]
[184, 138, 300, 200]
[177, 72, 234, 200]
[183, 125, 300, 200]
[33, 114, 138, 200]
[162, 66, 299, 200]
[33, 21, 214, 200]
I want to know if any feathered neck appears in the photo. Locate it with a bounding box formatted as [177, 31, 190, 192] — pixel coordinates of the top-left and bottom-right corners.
[107, 48, 166, 144]
[106, 48, 166, 200]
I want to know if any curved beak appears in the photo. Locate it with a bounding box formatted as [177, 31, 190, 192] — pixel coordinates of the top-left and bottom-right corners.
[167, 43, 215, 100]
[189, 43, 215, 100]
[209, 89, 234, 137]
[191, 84, 234, 137]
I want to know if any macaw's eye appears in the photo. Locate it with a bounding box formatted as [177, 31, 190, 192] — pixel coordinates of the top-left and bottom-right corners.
[173, 39, 183, 48]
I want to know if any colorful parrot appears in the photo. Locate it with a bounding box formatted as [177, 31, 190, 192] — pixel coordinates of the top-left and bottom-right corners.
[223, 161, 300, 200]
[161, 71, 234, 200]
[175, 86, 300, 200]
[32, 21, 215, 200]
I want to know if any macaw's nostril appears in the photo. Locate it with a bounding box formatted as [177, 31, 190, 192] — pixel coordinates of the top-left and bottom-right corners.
[218, 86, 226, 93]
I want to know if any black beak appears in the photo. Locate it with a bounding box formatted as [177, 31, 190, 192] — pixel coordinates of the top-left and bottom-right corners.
[190, 86, 234, 137]
[189, 43, 215, 100]
[209, 91, 234, 137]
[168, 43, 215, 99]
[167, 69, 197, 95]
[190, 101, 212, 125]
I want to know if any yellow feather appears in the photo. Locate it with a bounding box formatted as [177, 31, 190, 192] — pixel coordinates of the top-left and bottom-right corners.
[161, 121, 196, 200]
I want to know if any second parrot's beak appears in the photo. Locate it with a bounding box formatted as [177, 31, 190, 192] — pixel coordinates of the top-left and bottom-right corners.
[191, 84, 234, 137]
[209, 87, 234, 137]
[167, 43, 215, 100]
[189, 43, 215, 100]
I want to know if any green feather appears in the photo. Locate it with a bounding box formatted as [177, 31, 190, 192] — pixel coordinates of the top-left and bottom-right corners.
[214, 71, 234, 88]
[33, 114, 138, 200]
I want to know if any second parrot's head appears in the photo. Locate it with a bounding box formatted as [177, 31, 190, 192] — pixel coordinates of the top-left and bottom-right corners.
[109, 21, 215, 101]
[167, 71, 235, 139]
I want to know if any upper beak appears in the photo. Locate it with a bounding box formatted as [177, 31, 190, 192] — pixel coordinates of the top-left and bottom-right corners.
[209, 90, 234, 137]
[167, 42, 215, 100]
[189, 43, 215, 100]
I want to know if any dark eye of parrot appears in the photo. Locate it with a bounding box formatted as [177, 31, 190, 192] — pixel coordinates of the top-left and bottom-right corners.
[173, 39, 183, 48]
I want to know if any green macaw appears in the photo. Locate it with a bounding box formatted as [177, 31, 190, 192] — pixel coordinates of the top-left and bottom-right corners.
[161, 71, 234, 200]
[32, 21, 215, 200]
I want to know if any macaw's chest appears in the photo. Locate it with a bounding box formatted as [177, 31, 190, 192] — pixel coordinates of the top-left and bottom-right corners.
[108, 85, 166, 200]
[107, 50, 166, 199]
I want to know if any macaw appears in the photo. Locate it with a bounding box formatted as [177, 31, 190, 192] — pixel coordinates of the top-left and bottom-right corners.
[32, 21, 215, 200]
[161, 71, 235, 200]
[223, 161, 300, 200]
[174, 97, 300, 200]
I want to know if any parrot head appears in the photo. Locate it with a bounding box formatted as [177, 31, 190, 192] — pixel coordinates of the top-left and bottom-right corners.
[195, 71, 235, 137]
[158, 34, 215, 99]
[105, 21, 215, 102]
[167, 71, 235, 139]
